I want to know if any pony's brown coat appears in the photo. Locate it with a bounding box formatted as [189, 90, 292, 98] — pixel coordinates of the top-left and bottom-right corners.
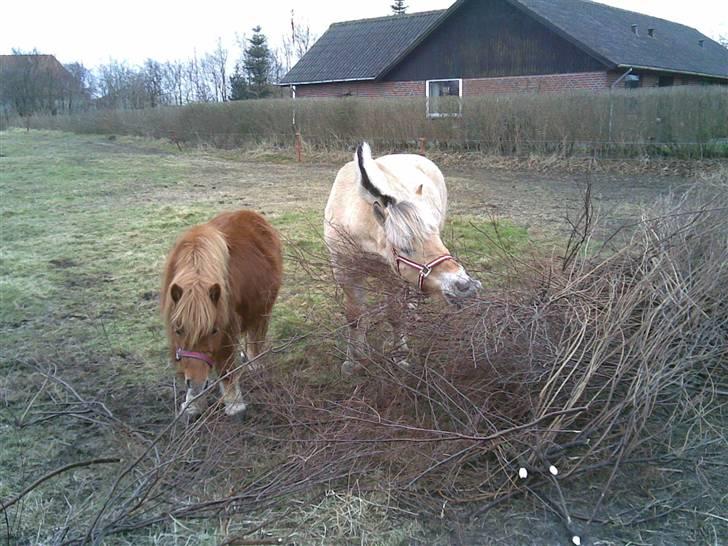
[161, 210, 282, 378]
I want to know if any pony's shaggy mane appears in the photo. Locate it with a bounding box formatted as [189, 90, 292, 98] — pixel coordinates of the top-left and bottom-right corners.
[163, 227, 232, 345]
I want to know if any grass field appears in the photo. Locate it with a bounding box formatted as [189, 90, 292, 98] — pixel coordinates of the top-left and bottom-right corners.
[1, 129, 725, 545]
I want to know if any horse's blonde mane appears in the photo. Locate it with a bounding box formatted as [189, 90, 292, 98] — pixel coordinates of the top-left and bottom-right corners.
[163, 227, 232, 345]
[384, 200, 439, 253]
[354, 143, 442, 253]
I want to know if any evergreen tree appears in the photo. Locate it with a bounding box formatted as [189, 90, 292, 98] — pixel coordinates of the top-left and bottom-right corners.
[229, 67, 251, 100]
[241, 26, 273, 99]
[391, 0, 407, 15]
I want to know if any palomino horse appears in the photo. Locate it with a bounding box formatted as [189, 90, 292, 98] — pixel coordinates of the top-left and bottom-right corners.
[161, 210, 282, 416]
[324, 143, 480, 374]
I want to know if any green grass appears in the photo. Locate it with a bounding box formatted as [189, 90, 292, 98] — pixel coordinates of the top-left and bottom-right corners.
[0, 128, 532, 398]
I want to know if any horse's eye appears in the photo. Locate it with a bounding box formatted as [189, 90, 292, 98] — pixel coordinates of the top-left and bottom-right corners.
[211, 327, 219, 335]
[175, 327, 184, 336]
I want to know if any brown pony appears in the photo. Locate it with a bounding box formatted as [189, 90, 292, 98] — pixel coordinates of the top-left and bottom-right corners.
[161, 210, 282, 417]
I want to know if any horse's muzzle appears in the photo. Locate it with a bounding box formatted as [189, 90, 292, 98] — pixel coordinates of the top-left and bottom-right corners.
[444, 276, 481, 304]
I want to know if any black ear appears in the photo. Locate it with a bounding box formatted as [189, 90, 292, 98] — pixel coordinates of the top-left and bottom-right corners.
[357, 142, 396, 207]
[209, 283, 221, 304]
[372, 201, 387, 227]
[170, 284, 183, 303]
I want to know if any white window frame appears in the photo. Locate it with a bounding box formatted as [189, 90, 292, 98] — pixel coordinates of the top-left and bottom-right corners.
[426, 78, 463, 118]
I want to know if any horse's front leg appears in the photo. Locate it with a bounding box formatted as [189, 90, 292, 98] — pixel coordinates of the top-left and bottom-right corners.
[342, 283, 367, 375]
[218, 349, 247, 416]
[220, 371, 247, 416]
[386, 286, 412, 369]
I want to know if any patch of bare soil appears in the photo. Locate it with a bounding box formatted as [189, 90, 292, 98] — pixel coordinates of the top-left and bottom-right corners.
[444, 166, 691, 238]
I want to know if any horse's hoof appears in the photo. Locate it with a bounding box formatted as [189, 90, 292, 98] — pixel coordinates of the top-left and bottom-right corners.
[224, 401, 248, 416]
[394, 358, 412, 370]
[180, 401, 203, 418]
[341, 360, 362, 376]
[243, 360, 263, 373]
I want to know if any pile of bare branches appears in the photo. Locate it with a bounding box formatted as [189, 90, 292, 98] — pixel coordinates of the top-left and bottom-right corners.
[7, 180, 726, 543]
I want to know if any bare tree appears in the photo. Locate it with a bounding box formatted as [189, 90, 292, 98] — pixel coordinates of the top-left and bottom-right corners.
[281, 13, 317, 74]
[212, 38, 228, 102]
[162, 61, 185, 106]
[64, 62, 94, 111]
[187, 52, 211, 103]
[143, 59, 164, 107]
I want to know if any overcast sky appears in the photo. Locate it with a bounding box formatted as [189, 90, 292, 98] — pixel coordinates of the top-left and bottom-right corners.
[1, 0, 726, 68]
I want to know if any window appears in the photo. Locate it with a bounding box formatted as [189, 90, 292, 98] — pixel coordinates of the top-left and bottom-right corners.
[624, 74, 641, 89]
[426, 79, 462, 118]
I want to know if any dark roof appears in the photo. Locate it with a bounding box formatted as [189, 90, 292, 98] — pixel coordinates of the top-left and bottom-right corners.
[0, 54, 71, 77]
[280, 10, 445, 84]
[514, 0, 728, 79]
[281, 0, 728, 85]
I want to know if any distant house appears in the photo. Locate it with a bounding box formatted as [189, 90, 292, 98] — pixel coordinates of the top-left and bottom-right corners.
[0, 54, 82, 115]
[281, 0, 728, 115]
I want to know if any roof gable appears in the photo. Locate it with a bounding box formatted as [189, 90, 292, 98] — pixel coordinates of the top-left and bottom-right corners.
[280, 11, 445, 85]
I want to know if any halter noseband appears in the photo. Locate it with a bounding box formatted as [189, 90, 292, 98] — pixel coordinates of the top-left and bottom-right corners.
[175, 347, 216, 368]
[392, 248, 456, 291]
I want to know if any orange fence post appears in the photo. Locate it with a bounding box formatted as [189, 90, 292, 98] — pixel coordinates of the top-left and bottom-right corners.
[295, 132, 302, 162]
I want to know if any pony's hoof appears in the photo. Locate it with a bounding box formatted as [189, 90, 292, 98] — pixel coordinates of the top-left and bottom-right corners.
[180, 402, 203, 418]
[224, 401, 247, 416]
[243, 360, 263, 373]
[180, 404, 202, 426]
[341, 360, 363, 376]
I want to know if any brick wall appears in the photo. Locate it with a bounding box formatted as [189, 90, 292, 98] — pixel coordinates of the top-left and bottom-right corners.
[294, 80, 425, 98]
[292, 71, 720, 98]
[464, 71, 610, 94]
[294, 72, 613, 98]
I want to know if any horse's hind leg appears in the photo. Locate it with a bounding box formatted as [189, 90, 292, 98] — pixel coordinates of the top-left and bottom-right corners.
[245, 315, 271, 370]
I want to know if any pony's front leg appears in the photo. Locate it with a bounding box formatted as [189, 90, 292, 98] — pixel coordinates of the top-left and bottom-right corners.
[220, 371, 247, 416]
[342, 284, 367, 375]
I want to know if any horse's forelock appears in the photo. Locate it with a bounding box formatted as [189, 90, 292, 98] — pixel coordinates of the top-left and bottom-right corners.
[169, 282, 226, 345]
[163, 228, 232, 346]
[384, 200, 438, 252]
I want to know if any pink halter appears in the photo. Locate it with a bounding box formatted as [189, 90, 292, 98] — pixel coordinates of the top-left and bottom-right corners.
[175, 347, 216, 368]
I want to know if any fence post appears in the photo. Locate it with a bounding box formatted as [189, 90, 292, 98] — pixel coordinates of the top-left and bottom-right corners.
[294, 131, 302, 162]
[418, 137, 427, 155]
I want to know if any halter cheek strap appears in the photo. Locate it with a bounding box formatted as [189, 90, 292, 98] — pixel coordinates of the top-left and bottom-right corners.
[175, 347, 216, 368]
[392, 248, 456, 291]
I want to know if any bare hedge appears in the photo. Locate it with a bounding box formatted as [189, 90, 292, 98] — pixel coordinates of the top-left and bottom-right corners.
[16, 86, 728, 157]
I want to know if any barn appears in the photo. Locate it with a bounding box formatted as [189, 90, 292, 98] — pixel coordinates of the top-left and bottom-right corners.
[281, 0, 728, 115]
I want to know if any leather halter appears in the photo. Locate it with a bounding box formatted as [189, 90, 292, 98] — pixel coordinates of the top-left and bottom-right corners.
[392, 248, 456, 291]
[175, 347, 216, 368]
